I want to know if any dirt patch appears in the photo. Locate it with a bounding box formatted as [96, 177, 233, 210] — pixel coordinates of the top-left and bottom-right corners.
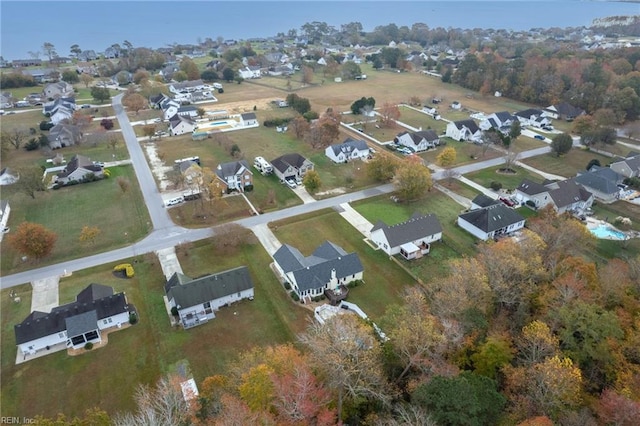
[316, 187, 347, 197]
[143, 142, 173, 190]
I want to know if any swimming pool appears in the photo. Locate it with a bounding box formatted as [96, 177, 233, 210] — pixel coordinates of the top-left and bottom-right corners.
[589, 224, 627, 240]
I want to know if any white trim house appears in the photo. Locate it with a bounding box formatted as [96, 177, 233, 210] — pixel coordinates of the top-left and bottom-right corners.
[457, 204, 526, 241]
[325, 138, 371, 163]
[394, 130, 440, 152]
[370, 212, 443, 259]
[445, 119, 482, 142]
[165, 266, 255, 329]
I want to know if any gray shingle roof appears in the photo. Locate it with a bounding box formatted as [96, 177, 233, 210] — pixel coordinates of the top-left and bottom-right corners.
[471, 194, 500, 208]
[575, 167, 622, 195]
[271, 153, 308, 174]
[454, 119, 480, 134]
[273, 241, 364, 292]
[241, 113, 257, 120]
[166, 266, 254, 309]
[458, 204, 525, 233]
[14, 285, 127, 345]
[329, 138, 369, 155]
[548, 179, 593, 208]
[65, 310, 98, 337]
[514, 108, 544, 119]
[371, 212, 442, 247]
[215, 160, 251, 180]
[516, 179, 548, 195]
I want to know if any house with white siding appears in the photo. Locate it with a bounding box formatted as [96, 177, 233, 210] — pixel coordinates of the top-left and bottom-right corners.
[394, 130, 440, 152]
[445, 119, 482, 142]
[370, 212, 442, 259]
[55, 155, 104, 185]
[165, 266, 255, 329]
[325, 138, 371, 163]
[457, 204, 526, 241]
[14, 284, 133, 359]
[514, 178, 594, 213]
[610, 152, 640, 178]
[169, 114, 196, 135]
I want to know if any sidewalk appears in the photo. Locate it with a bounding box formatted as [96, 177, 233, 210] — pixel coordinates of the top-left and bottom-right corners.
[335, 203, 374, 238]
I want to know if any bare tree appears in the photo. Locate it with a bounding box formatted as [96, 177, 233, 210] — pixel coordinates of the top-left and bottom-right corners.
[2, 127, 29, 150]
[503, 151, 520, 171]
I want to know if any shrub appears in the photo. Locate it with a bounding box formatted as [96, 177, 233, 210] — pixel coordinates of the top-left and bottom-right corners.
[284, 282, 291, 290]
[24, 138, 40, 151]
[129, 312, 138, 324]
[290, 291, 300, 302]
[263, 117, 291, 128]
[39, 121, 54, 131]
[490, 181, 502, 191]
[244, 184, 253, 192]
[170, 306, 178, 316]
[303, 111, 319, 121]
[84, 342, 94, 350]
[525, 200, 536, 208]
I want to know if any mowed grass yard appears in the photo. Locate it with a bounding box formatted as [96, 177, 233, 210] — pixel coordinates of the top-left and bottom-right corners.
[270, 209, 417, 319]
[1, 239, 311, 419]
[0, 165, 150, 275]
[464, 165, 547, 192]
[521, 148, 613, 178]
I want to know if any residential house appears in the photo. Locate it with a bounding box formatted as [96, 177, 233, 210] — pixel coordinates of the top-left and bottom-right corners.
[451, 101, 462, 110]
[240, 113, 258, 126]
[370, 212, 443, 259]
[165, 266, 254, 329]
[0, 168, 18, 186]
[470, 194, 500, 210]
[14, 284, 132, 357]
[169, 114, 196, 136]
[445, 119, 482, 142]
[55, 155, 104, 185]
[271, 153, 314, 181]
[177, 105, 199, 118]
[457, 204, 526, 241]
[514, 178, 594, 213]
[610, 152, 640, 178]
[12, 58, 43, 67]
[169, 80, 206, 94]
[514, 108, 552, 128]
[43, 82, 75, 99]
[77, 50, 98, 62]
[149, 93, 169, 109]
[43, 97, 76, 125]
[325, 138, 371, 163]
[574, 166, 624, 203]
[47, 123, 83, 149]
[394, 130, 440, 152]
[544, 102, 585, 121]
[214, 160, 253, 193]
[0, 92, 13, 108]
[238, 66, 262, 79]
[0, 200, 10, 234]
[161, 99, 182, 120]
[21, 68, 57, 83]
[479, 111, 516, 133]
[273, 241, 364, 302]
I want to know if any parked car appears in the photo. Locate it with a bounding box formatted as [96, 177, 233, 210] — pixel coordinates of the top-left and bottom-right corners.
[285, 179, 297, 189]
[165, 196, 184, 207]
[534, 135, 545, 140]
[80, 104, 92, 109]
[93, 161, 105, 167]
[499, 197, 516, 207]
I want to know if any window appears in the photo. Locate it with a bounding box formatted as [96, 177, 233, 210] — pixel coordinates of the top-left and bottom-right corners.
[237, 292, 241, 297]
[203, 302, 211, 309]
[108, 318, 112, 323]
[103, 320, 108, 325]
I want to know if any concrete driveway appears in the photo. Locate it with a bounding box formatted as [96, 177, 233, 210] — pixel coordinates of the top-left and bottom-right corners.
[292, 185, 316, 204]
[250, 224, 282, 256]
[30, 276, 60, 313]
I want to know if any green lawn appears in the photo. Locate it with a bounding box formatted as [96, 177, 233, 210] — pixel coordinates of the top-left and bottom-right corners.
[464, 165, 545, 192]
[521, 149, 612, 178]
[0, 165, 151, 275]
[271, 208, 416, 319]
[421, 139, 502, 167]
[398, 105, 447, 134]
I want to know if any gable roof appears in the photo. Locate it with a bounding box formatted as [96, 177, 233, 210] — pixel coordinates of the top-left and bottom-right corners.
[453, 119, 480, 134]
[169, 114, 195, 129]
[492, 111, 515, 122]
[549, 102, 585, 118]
[548, 179, 593, 208]
[371, 212, 442, 247]
[166, 266, 254, 309]
[329, 137, 369, 155]
[240, 113, 257, 120]
[271, 153, 309, 173]
[471, 194, 500, 208]
[574, 170, 620, 195]
[515, 108, 544, 119]
[14, 285, 127, 345]
[458, 204, 525, 233]
[57, 154, 102, 178]
[215, 160, 252, 180]
[273, 242, 363, 292]
[516, 179, 548, 195]
[65, 310, 98, 337]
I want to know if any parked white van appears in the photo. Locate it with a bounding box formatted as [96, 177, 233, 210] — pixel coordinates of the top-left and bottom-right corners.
[253, 156, 273, 175]
[165, 196, 184, 207]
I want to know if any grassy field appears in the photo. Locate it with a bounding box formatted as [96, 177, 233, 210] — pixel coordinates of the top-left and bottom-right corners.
[421, 139, 503, 166]
[0, 239, 311, 419]
[397, 105, 448, 134]
[271, 208, 417, 319]
[464, 165, 546, 192]
[0, 165, 150, 275]
[521, 148, 613, 178]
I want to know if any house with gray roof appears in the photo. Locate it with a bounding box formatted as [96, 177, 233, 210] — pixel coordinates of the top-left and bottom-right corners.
[457, 204, 526, 241]
[215, 160, 253, 193]
[394, 130, 440, 152]
[14, 284, 132, 359]
[370, 212, 442, 259]
[514, 179, 552, 207]
[610, 153, 640, 178]
[574, 166, 624, 203]
[48, 123, 83, 149]
[325, 137, 371, 163]
[271, 153, 314, 182]
[43, 82, 74, 99]
[515, 108, 552, 128]
[169, 114, 196, 135]
[514, 178, 594, 213]
[544, 102, 585, 121]
[55, 154, 104, 185]
[165, 266, 254, 329]
[470, 194, 500, 210]
[480, 111, 516, 133]
[273, 241, 364, 302]
[445, 119, 482, 142]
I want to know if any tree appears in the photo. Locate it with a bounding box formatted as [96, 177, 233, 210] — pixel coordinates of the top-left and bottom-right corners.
[116, 176, 131, 193]
[516, 320, 560, 366]
[61, 69, 79, 83]
[302, 170, 322, 193]
[509, 120, 522, 142]
[341, 61, 362, 80]
[196, 107, 206, 119]
[90, 86, 111, 103]
[286, 93, 312, 115]
[201, 69, 219, 82]
[79, 226, 101, 245]
[79, 73, 94, 88]
[132, 68, 150, 85]
[8, 222, 57, 261]
[304, 109, 341, 149]
[299, 315, 392, 421]
[595, 389, 640, 426]
[471, 335, 514, 379]
[70, 43, 82, 58]
[393, 156, 433, 201]
[436, 146, 457, 167]
[366, 153, 399, 182]
[550, 133, 573, 157]
[172, 70, 187, 82]
[379, 102, 400, 128]
[2, 127, 29, 150]
[42, 42, 57, 62]
[222, 67, 235, 82]
[212, 223, 253, 251]
[350, 96, 376, 115]
[180, 57, 200, 80]
[141, 124, 156, 139]
[15, 165, 46, 198]
[289, 116, 310, 139]
[100, 118, 114, 130]
[122, 93, 146, 115]
[412, 372, 506, 426]
[302, 65, 314, 85]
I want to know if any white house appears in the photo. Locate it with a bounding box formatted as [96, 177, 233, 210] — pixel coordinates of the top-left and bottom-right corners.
[55, 154, 104, 185]
[515, 178, 594, 213]
[169, 79, 207, 94]
[370, 212, 443, 260]
[240, 112, 258, 126]
[457, 204, 526, 241]
[445, 119, 482, 142]
[394, 130, 440, 152]
[0, 200, 10, 236]
[514, 108, 552, 128]
[325, 137, 370, 163]
[238, 66, 262, 79]
[479, 111, 516, 132]
[610, 152, 640, 178]
[273, 241, 364, 302]
[43, 81, 75, 99]
[165, 266, 255, 329]
[169, 114, 196, 135]
[14, 284, 132, 357]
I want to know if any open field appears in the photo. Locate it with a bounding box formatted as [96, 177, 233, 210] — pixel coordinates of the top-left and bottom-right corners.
[398, 105, 448, 134]
[420, 139, 503, 166]
[521, 148, 613, 178]
[464, 165, 545, 191]
[0, 165, 150, 275]
[0, 239, 311, 419]
[271, 208, 416, 319]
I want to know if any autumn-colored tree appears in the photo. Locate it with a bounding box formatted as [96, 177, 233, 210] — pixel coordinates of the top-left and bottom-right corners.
[121, 92, 146, 115]
[597, 258, 634, 308]
[595, 389, 640, 426]
[133, 68, 150, 85]
[436, 146, 457, 167]
[79, 225, 101, 245]
[381, 287, 450, 382]
[116, 176, 131, 193]
[2, 127, 29, 150]
[393, 155, 433, 201]
[32, 407, 111, 426]
[302, 170, 322, 193]
[289, 116, 311, 139]
[379, 102, 400, 128]
[304, 109, 341, 149]
[471, 334, 515, 379]
[302, 65, 314, 84]
[180, 57, 201, 80]
[516, 320, 560, 366]
[299, 315, 392, 421]
[141, 124, 156, 139]
[79, 73, 94, 88]
[238, 364, 275, 412]
[9, 222, 57, 261]
[72, 111, 93, 129]
[211, 223, 253, 252]
[366, 153, 399, 182]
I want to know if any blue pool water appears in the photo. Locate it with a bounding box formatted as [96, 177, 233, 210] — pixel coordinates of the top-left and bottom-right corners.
[589, 224, 627, 240]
